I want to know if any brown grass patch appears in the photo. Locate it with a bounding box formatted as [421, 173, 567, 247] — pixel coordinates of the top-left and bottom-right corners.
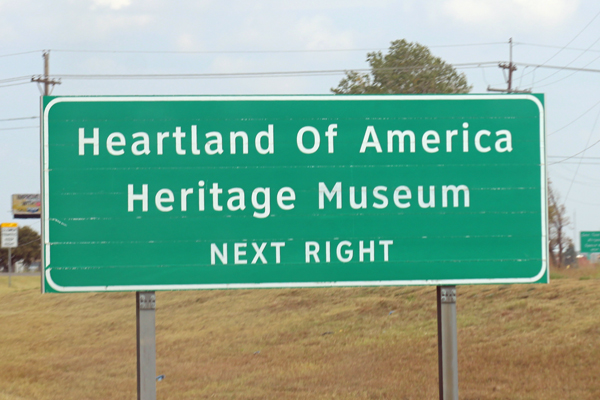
[1, 267, 600, 399]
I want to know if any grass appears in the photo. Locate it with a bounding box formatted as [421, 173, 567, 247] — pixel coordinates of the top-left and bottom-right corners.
[1, 266, 600, 399]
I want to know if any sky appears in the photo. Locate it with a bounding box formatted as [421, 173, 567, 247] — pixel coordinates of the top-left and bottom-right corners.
[0, 0, 599, 249]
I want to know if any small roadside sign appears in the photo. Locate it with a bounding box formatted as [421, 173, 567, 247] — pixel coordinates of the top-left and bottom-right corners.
[1, 223, 18, 249]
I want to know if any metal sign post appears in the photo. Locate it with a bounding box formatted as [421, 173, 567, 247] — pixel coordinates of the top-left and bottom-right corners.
[136, 292, 156, 400]
[8, 248, 11, 287]
[437, 286, 458, 400]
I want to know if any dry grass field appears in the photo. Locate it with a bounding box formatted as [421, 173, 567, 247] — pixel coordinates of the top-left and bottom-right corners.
[1, 267, 600, 400]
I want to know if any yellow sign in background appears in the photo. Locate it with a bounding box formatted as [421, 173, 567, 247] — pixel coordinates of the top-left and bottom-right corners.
[12, 194, 41, 218]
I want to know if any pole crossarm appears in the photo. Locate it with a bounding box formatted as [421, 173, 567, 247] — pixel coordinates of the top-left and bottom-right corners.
[31, 75, 61, 86]
[487, 38, 532, 93]
[32, 51, 61, 96]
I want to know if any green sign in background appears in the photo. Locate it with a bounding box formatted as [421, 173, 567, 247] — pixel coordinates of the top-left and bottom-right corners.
[42, 95, 547, 293]
[581, 232, 600, 253]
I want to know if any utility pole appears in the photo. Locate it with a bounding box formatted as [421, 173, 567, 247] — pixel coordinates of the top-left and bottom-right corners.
[33, 51, 60, 293]
[488, 38, 531, 93]
[31, 51, 61, 95]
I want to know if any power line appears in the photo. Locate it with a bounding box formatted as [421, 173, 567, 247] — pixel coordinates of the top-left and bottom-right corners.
[550, 169, 600, 188]
[429, 42, 506, 48]
[0, 81, 33, 89]
[552, 164, 600, 183]
[0, 62, 499, 89]
[534, 52, 600, 89]
[48, 42, 506, 55]
[518, 8, 600, 81]
[550, 172, 600, 188]
[0, 42, 511, 60]
[531, 32, 600, 87]
[0, 50, 43, 58]
[0, 125, 38, 132]
[549, 138, 600, 166]
[13, 60, 600, 87]
[549, 155, 600, 160]
[0, 75, 34, 89]
[516, 42, 600, 54]
[515, 62, 600, 74]
[0, 116, 37, 122]
[0, 75, 34, 84]
[51, 47, 386, 55]
[549, 161, 600, 165]
[563, 106, 600, 201]
[0, 42, 507, 59]
[548, 98, 600, 136]
[42, 62, 498, 81]
[567, 198, 600, 206]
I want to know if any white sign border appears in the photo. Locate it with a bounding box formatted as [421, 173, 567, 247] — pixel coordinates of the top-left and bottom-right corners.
[42, 94, 547, 292]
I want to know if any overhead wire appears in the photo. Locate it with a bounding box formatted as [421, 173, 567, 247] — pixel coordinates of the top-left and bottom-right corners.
[0, 125, 38, 132]
[568, 198, 600, 206]
[549, 162, 600, 184]
[531, 32, 600, 88]
[51, 48, 386, 55]
[0, 75, 35, 84]
[549, 161, 600, 165]
[48, 42, 506, 55]
[0, 75, 35, 89]
[0, 81, 33, 89]
[517, 8, 600, 80]
[549, 137, 600, 166]
[562, 106, 600, 201]
[41, 62, 499, 81]
[0, 62, 498, 91]
[516, 42, 600, 54]
[534, 53, 600, 88]
[6, 60, 600, 87]
[0, 116, 37, 122]
[549, 165, 600, 185]
[0, 50, 44, 58]
[548, 98, 600, 136]
[515, 62, 600, 74]
[550, 172, 600, 187]
[0, 42, 513, 60]
[549, 155, 600, 160]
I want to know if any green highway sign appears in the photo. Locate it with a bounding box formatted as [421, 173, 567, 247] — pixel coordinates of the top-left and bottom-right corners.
[42, 94, 548, 293]
[581, 231, 600, 253]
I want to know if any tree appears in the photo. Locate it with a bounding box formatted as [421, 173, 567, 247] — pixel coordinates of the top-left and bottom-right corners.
[331, 39, 472, 95]
[548, 180, 572, 268]
[0, 226, 41, 271]
[563, 242, 578, 268]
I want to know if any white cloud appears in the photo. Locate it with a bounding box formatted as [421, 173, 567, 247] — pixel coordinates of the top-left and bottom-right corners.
[280, 0, 395, 10]
[176, 33, 197, 51]
[295, 15, 354, 50]
[439, 0, 579, 29]
[91, 0, 132, 10]
[78, 14, 154, 40]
